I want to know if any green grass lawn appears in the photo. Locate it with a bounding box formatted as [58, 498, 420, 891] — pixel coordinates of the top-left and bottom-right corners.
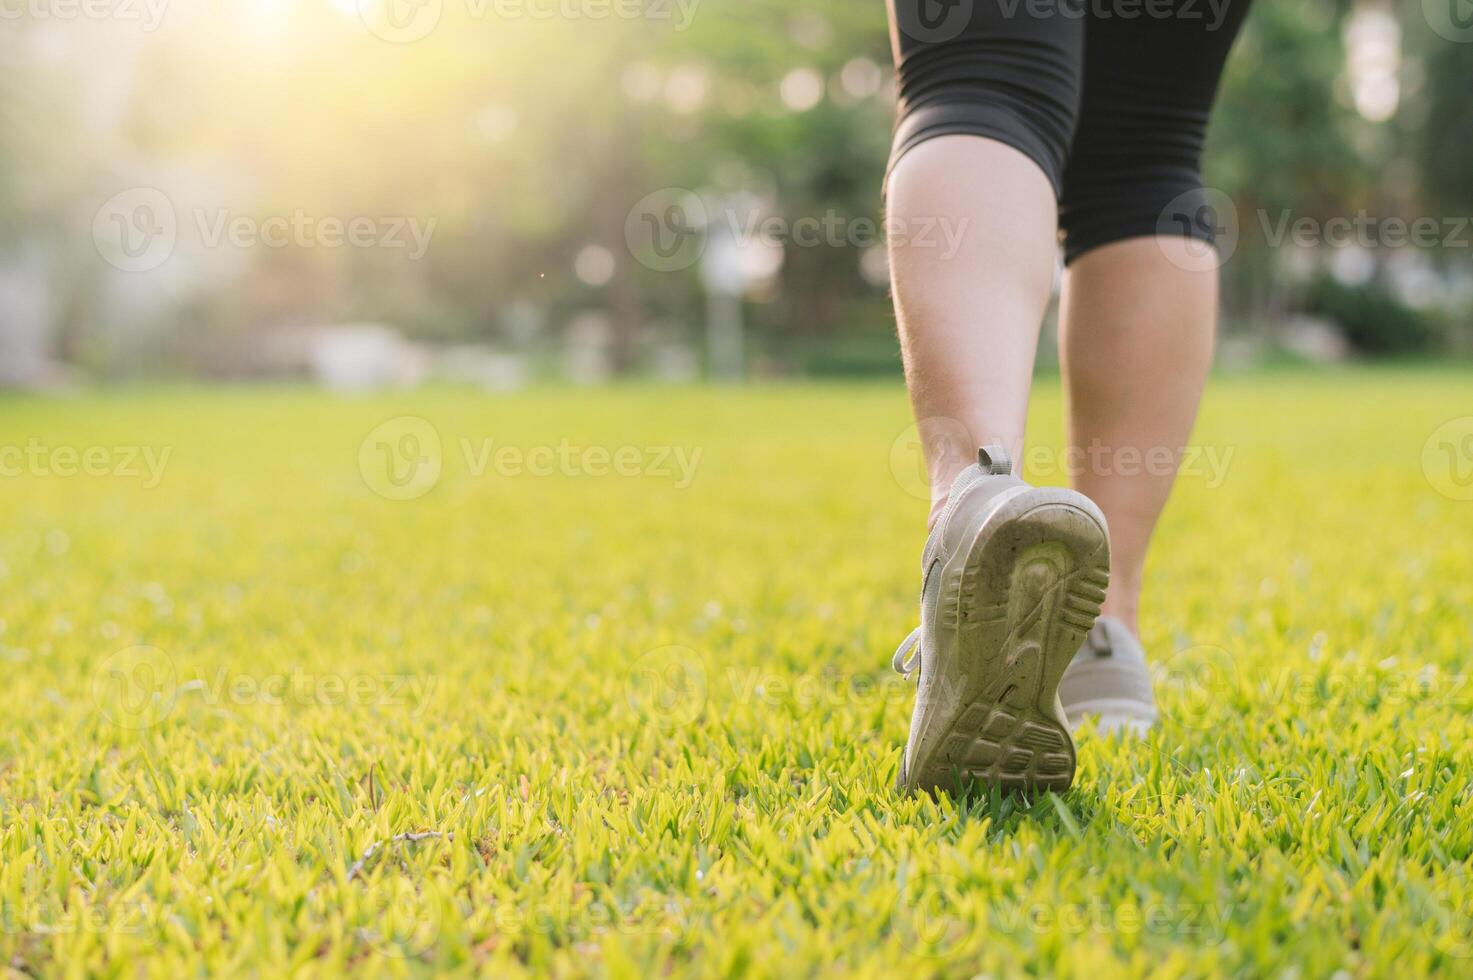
[1, 369, 1471, 977]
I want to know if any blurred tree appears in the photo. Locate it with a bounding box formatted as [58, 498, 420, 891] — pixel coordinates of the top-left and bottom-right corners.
[1417, 24, 1473, 216]
[1209, 0, 1366, 334]
[3, 0, 1466, 379]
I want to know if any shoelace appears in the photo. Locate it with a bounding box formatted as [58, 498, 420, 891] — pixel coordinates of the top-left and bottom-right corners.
[892, 626, 922, 678]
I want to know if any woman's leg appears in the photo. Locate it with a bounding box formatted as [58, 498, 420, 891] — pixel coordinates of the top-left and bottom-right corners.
[889, 137, 1058, 529]
[1059, 240, 1218, 637]
[885, 1, 1083, 525]
[886, 2, 1110, 793]
[1057, 0, 1253, 638]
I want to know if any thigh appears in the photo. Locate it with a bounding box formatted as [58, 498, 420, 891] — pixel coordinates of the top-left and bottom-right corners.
[1081, 0, 1250, 110]
[1060, 0, 1254, 258]
[887, 0, 1087, 194]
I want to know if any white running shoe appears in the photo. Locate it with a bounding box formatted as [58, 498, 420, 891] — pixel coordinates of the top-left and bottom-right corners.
[1059, 616, 1159, 737]
[893, 446, 1110, 795]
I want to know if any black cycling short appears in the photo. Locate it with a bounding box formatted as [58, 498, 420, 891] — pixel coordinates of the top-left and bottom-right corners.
[887, 0, 1252, 263]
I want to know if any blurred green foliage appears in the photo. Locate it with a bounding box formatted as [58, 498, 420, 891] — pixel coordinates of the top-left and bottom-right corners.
[0, 0, 1469, 374]
[1306, 275, 1442, 356]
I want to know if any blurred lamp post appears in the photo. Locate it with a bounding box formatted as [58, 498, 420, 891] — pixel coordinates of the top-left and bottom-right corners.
[698, 201, 747, 381]
[698, 194, 785, 381]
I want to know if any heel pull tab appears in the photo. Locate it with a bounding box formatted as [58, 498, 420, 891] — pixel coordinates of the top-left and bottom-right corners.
[977, 444, 1013, 476]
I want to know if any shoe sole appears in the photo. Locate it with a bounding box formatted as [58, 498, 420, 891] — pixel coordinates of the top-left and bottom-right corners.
[910, 488, 1110, 797]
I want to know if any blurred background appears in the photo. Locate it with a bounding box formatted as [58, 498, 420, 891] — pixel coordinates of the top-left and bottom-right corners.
[1, 0, 1470, 390]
